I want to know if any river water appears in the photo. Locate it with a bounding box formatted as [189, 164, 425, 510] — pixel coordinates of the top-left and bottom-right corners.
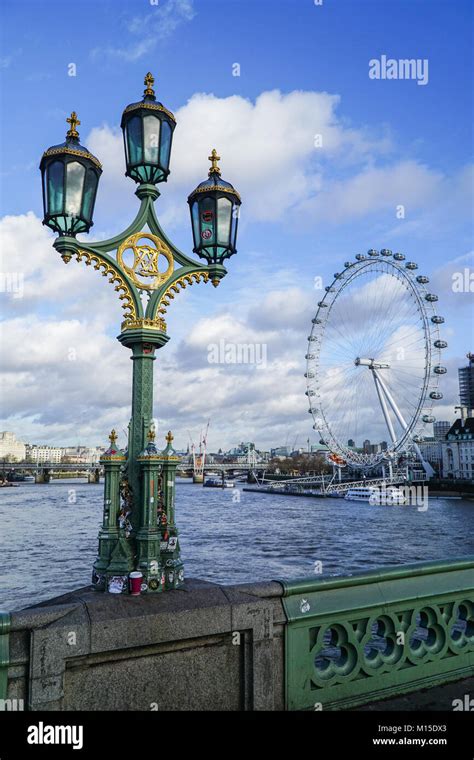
[0, 479, 473, 612]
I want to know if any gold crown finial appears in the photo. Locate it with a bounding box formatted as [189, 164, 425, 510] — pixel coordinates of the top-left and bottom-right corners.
[208, 148, 221, 176]
[66, 111, 81, 140]
[109, 429, 117, 446]
[144, 72, 155, 98]
[147, 427, 156, 442]
[166, 430, 174, 444]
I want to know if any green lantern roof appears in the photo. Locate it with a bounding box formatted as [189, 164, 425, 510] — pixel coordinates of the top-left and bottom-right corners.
[188, 149, 241, 202]
[120, 72, 176, 128]
[40, 112, 102, 170]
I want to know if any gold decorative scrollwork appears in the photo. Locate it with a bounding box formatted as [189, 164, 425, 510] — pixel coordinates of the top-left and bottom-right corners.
[156, 271, 210, 316]
[121, 317, 167, 333]
[76, 249, 137, 320]
[117, 232, 174, 291]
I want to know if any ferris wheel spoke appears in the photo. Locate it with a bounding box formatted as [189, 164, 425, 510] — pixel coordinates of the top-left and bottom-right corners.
[380, 372, 424, 426]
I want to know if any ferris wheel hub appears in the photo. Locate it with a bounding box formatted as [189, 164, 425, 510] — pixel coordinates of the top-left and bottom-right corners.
[354, 357, 391, 369]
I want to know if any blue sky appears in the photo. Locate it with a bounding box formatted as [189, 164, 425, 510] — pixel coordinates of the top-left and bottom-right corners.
[1, 0, 473, 450]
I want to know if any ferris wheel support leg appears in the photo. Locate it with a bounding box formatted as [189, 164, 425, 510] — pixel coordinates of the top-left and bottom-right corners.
[373, 370, 435, 479]
[372, 371, 397, 443]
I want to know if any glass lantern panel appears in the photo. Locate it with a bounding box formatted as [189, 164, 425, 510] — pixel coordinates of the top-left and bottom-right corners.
[123, 131, 129, 164]
[217, 197, 232, 246]
[199, 197, 216, 245]
[232, 206, 240, 248]
[65, 162, 86, 217]
[47, 161, 64, 214]
[191, 201, 200, 248]
[41, 168, 47, 216]
[160, 120, 172, 170]
[143, 115, 160, 164]
[82, 169, 98, 223]
[127, 116, 143, 165]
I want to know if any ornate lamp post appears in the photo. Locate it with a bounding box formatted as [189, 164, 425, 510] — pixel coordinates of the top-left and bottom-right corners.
[40, 74, 241, 594]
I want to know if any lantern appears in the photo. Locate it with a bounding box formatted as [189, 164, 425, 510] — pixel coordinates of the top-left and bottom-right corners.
[40, 112, 102, 236]
[187, 149, 241, 264]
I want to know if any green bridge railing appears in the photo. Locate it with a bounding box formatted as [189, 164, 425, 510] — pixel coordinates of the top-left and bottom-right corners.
[281, 557, 474, 711]
[0, 612, 11, 704]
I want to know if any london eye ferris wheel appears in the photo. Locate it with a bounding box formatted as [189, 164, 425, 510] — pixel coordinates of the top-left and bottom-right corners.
[305, 249, 447, 471]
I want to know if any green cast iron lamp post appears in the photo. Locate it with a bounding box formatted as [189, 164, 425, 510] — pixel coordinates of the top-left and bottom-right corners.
[39, 73, 242, 594]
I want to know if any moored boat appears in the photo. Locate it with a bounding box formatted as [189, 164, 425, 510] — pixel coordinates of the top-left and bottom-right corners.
[204, 477, 235, 488]
[344, 485, 406, 505]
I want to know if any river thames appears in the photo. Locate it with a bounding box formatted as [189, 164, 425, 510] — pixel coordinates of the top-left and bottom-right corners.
[0, 479, 473, 612]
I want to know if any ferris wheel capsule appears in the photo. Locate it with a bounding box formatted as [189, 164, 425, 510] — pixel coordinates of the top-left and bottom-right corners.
[305, 371, 315, 378]
[368, 249, 379, 256]
[312, 317, 322, 324]
[425, 293, 438, 302]
[434, 340, 448, 348]
[393, 253, 405, 261]
[317, 301, 328, 308]
[431, 315, 444, 324]
[355, 254, 366, 261]
[434, 365, 447, 374]
[305, 353, 316, 360]
[380, 249, 392, 256]
[422, 414, 435, 423]
[416, 275, 429, 284]
[344, 261, 352, 268]
[430, 391, 443, 399]
[406, 262, 418, 270]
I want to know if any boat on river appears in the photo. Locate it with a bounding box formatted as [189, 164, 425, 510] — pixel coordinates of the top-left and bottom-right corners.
[345, 485, 406, 505]
[6, 473, 35, 483]
[204, 477, 235, 488]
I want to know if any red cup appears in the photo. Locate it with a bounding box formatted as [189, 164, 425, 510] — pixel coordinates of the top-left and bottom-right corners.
[129, 571, 143, 596]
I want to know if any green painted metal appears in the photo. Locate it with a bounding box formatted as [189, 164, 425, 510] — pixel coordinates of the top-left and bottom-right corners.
[43, 83, 241, 596]
[280, 557, 474, 711]
[53, 187, 215, 595]
[0, 612, 11, 702]
[156, 435, 184, 590]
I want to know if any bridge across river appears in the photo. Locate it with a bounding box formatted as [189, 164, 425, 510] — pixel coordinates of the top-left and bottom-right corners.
[1, 462, 102, 483]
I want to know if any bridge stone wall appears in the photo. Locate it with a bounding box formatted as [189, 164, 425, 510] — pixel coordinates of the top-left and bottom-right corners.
[4, 580, 286, 711]
[2, 559, 473, 711]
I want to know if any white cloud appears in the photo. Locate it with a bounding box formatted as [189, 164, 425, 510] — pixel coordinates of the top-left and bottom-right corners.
[91, 0, 196, 62]
[87, 89, 393, 226]
[297, 160, 443, 223]
[86, 88, 471, 234]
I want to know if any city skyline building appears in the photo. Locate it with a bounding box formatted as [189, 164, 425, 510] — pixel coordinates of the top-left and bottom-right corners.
[434, 421, 451, 441]
[458, 352, 474, 413]
[442, 417, 474, 479]
[0, 431, 26, 462]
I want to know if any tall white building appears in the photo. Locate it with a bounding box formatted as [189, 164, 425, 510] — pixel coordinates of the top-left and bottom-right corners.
[26, 445, 63, 464]
[0, 432, 26, 461]
[441, 418, 474, 480]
